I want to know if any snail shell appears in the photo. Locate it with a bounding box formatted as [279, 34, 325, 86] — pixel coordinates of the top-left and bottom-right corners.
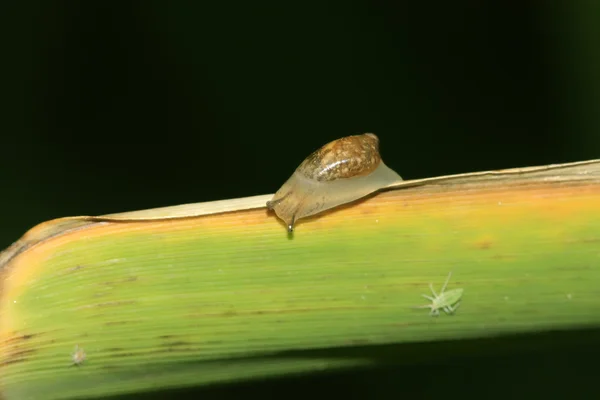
[266, 133, 402, 232]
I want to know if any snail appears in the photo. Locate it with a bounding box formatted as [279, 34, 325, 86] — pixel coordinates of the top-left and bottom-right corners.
[267, 133, 402, 232]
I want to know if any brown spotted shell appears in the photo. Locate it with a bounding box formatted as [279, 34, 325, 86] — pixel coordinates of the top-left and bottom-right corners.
[267, 133, 402, 232]
[297, 133, 382, 181]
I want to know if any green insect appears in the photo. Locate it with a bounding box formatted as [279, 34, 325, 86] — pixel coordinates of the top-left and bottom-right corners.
[415, 271, 463, 316]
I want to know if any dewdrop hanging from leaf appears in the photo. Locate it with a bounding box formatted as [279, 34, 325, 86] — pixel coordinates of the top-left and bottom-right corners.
[267, 133, 402, 232]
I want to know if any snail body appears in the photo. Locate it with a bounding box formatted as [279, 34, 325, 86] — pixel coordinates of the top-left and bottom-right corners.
[267, 133, 402, 232]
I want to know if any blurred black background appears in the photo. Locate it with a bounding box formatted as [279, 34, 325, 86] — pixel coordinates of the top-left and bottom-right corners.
[2, 1, 599, 249]
[1, 2, 599, 398]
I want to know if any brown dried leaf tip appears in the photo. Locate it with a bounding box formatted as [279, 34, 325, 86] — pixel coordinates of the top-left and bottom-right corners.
[267, 133, 402, 232]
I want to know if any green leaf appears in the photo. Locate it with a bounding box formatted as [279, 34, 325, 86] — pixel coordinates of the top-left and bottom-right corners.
[1, 160, 599, 399]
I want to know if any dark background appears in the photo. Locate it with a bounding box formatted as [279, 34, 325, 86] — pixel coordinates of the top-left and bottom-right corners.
[1, 2, 599, 399]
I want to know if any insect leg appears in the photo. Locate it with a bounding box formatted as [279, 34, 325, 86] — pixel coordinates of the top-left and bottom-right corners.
[440, 271, 453, 294]
[452, 301, 461, 313]
[413, 304, 433, 310]
[429, 283, 438, 298]
[444, 302, 461, 315]
[421, 294, 435, 301]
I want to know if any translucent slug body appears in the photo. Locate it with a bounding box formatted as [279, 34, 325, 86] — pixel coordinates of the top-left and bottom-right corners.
[267, 133, 402, 232]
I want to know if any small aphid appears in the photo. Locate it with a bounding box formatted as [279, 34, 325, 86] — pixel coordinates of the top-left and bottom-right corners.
[414, 272, 463, 317]
[267, 133, 402, 232]
[71, 344, 86, 366]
